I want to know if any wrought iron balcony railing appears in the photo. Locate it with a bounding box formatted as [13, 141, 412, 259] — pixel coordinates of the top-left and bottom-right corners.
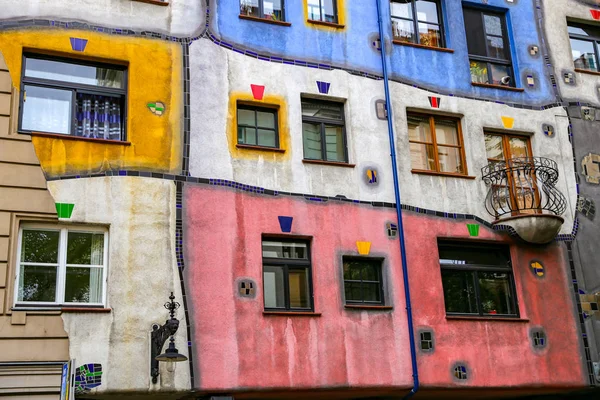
[481, 157, 567, 220]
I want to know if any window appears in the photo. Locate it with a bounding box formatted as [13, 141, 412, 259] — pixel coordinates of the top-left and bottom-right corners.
[240, 0, 285, 21]
[237, 104, 279, 148]
[407, 113, 466, 175]
[15, 226, 107, 306]
[568, 21, 600, 72]
[19, 54, 127, 140]
[262, 239, 313, 311]
[301, 98, 347, 162]
[343, 257, 384, 305]
[463, 8, 513, 86]
[439, 242, 518, 317]
[307, 0, 338, 24]
[391, 0, 445, 48]
[420, 331, 434, 351]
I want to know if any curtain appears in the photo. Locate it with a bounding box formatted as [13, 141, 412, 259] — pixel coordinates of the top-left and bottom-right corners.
[76, 93, 122, 140]
[88, 234, 104, 303]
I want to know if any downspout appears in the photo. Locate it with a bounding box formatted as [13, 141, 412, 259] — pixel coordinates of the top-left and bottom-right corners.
[375, 0, 419, 398]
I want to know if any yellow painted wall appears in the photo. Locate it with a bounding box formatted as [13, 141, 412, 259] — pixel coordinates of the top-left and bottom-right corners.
[227, 92, 291, 161]
[303, 0, 346, 30]
[0, 29, 182, 177]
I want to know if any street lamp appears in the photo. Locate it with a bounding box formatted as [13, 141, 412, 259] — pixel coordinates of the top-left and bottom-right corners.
[150, 292, 188, 384]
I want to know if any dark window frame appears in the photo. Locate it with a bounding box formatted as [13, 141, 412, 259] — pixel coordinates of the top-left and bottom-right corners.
[463, 6, 514, 87]
[240, 0, 286, 21]
[568, 21, 600, 72]
[262, 237, 314, 312]
[18, 53, 128, 141]
[439, 241, 520, 318]
[301, 98, 348, 163]
[307, 0, 339, 24]
[390, 0, 446, 48]
[236, 104, 280, 148]
[342, 256, 385, 305]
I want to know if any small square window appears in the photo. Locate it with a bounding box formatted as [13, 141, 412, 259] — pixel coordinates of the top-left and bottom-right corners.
[307, 0, 338, 24]
[532, 330, 547, 348]
[240, 0, 285, 22]
[391, 0, 446, 49]
[454, 365, 468, 380]
[343, 257, 384, 305]
[420, 331, 434, 351]
[301, 98, 348, 163]
[19, 54, 127, 141]
[237, 104, 279, 148]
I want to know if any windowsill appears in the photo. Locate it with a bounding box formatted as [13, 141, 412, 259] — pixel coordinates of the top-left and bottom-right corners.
[25, 131, 131, 146]
[131, 0, 169, 6]
[446, 315, 529, 322]
[12, 306, 111, 313]
[471, 82, 525, 92]
[307, 19, 345, 29]
[239, 14, 292, 27]
[575, 68, 600, 77]
[392, 40, 454, 53]
[345, 305, 393, 310]
[263, 311, 322, 317]
[303, 159, 355, 168]
[236, 144, 286, 153]
[411, 169, 476, 179]
[61, 307, 112, 313]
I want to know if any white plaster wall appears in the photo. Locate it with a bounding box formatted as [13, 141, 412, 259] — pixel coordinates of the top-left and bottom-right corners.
[0, 0, 204, 37]
[544, 0, 600, 104]
[48, 177, 190, 394]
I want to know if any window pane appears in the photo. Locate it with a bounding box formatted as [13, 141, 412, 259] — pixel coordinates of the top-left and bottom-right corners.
[257, 111, 275, 129]
[75, 94, 123, 140]
[325, 125, 345, 162]
[22, 85, 72, 135]
[486, 35, 507, 60]
[571, 38, 598, 71]
[263, 266, 285, 308]
[18, 265, 57, 302]
[362, 283, 382, 302]
[302, 100, 344, 120]
[392, 18, 416, 42]
[469, 60, 488, 84]
[419, 23, 442, 47]
[438, 146, 464, 174]
[407, 115, 432, 142]
[257, 129, 277, 147]
[568, 23, 600, 37]
[289, 269, 310, 308]
[478, 272, 514, 315]
[67, 232, 104, 265]
[434, 118, 459, 145]
[65, 267, 103, 303]
[464, 8, 486, 56]
[238, 127, 257, 145]
[410, 143, 435, 170]
[416, 0, 439, 24]
[439, 244, 510, 267]
[25, 58, 124, 89]
[307, 0, 322, 21]
[345, 282, 362, 302]
[391, 1, 412, 19]
[303, 122, 323, 160]
[343, 259, 380, 281]
[21, 230, 60, 263]
[240, 0, 260, 17]
[263, 0, 283, 21]
[262, 241, 308, 259]
[490, 63, 511, 86]
[509, 137, 529, 158]
[483, 15, 502, 36]
[238, 109, 256, 126]
[485, 134, 504, 160]
[441, 269, 477, 314]
[323, 0, 337, 23]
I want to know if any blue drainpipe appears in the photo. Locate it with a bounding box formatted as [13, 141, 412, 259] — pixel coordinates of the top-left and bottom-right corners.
[375, 0, 419, 398]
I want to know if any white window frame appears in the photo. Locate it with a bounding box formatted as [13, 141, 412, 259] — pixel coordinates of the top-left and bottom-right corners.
[14, 224, 108, 307]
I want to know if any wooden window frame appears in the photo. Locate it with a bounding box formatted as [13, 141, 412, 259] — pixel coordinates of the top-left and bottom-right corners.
[342, 256, 385, 306]
[408, 112, 468, 177]
[301, 98, 349, 164]
[18, 53, 128, 141]
[262, 238, 314, 312]
[463, 7, 514, 87]
[307, 0, 339, 24]
[236, 104, 280, 149]
[240, 0, 286, 22]
[568, 21, 600, 73]
[390, 0, 446, 49]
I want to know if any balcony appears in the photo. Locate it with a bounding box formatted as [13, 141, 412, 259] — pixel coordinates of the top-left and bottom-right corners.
[482, 157, 567, 244]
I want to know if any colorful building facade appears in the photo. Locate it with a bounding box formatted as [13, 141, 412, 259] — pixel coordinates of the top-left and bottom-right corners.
[0, 0, 598, 399]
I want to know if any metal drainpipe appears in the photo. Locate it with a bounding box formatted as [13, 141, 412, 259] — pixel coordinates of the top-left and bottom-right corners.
[375, 0, 419, 398]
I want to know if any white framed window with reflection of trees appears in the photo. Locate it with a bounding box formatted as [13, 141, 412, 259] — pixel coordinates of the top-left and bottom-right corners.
[14, 225, 108, 307]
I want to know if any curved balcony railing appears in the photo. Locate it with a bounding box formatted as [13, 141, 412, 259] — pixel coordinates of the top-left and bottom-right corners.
[481, 157, 567, 220]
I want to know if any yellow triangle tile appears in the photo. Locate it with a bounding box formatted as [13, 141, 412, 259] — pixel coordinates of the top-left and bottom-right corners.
[356, 241, 371, 255]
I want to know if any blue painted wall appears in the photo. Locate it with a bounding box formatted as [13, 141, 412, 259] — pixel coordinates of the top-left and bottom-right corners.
[213, 0, 554, 105]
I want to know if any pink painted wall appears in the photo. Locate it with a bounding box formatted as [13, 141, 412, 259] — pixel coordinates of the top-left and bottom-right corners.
[184, 184, 586, 393]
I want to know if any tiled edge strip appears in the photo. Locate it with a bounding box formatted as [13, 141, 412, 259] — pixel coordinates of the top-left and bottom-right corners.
[46, 171, 578, 242]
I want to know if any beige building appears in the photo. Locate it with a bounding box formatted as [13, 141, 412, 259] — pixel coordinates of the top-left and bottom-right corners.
[0, 50, 68, 399]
